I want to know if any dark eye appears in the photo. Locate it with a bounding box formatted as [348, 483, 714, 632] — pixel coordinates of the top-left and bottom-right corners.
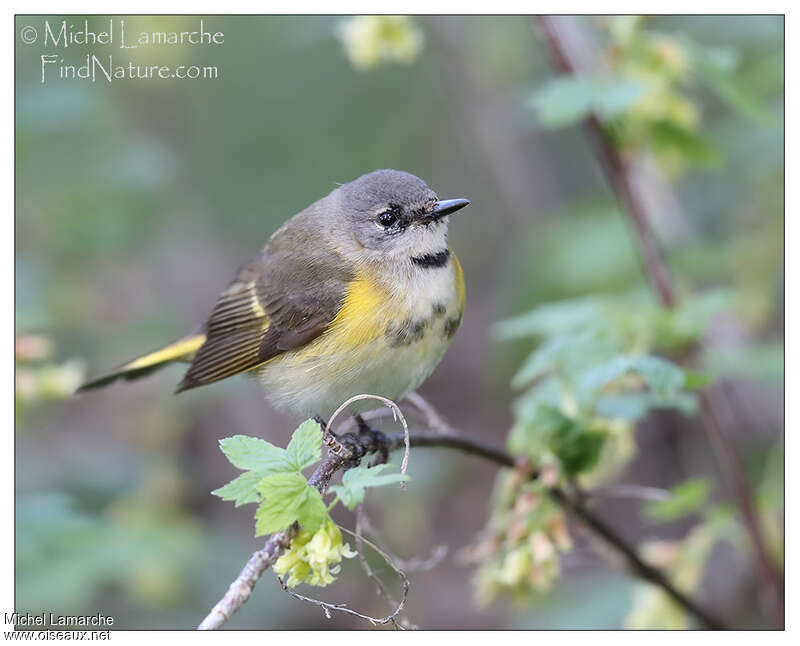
[378, 210, 398, 227]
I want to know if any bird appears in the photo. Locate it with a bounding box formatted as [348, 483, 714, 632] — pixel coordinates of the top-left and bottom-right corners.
[78, 169, 470, 421]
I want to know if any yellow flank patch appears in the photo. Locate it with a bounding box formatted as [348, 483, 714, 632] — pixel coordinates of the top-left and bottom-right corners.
[318, 272, 388, 354]
[124, 334, 206, 370]
[452, 252, 466, 314]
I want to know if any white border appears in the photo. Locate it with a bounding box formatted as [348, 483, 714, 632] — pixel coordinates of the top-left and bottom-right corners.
[5, 6, 793, 642]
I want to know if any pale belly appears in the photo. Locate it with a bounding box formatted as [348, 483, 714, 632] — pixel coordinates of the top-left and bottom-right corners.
[255, 263, 463, 419]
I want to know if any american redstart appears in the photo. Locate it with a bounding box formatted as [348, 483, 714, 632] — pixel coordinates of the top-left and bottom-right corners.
[78, 169, 470, 419]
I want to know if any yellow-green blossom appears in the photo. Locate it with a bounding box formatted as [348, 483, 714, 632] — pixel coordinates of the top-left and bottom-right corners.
[273, 519, 356, 588]
[338, 16, 423, 71]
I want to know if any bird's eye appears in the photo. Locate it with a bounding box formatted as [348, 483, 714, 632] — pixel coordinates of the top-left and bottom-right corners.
[378, 210, 398, 227]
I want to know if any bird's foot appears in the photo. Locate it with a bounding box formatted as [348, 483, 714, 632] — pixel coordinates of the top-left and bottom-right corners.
[354, 414, 390, 467]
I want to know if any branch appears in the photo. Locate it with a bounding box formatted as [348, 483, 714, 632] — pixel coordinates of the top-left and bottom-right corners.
[198, 424, 726, 630]
[197, 421, 392, 630]
[536, 15, 783, 628]
[408, 433, 725, 629]
[197, 526, 297, 630]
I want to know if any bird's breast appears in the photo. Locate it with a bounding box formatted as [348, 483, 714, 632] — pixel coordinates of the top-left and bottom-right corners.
[256, 251, 465, 417]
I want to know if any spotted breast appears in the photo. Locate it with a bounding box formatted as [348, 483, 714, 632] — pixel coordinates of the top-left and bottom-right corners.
[255, 250, 465, 418]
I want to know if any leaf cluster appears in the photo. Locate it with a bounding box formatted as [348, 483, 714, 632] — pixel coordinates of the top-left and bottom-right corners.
[213, 420, 409, 538]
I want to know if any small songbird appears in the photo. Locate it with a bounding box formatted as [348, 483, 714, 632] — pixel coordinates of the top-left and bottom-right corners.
[78, 169, 470, 419]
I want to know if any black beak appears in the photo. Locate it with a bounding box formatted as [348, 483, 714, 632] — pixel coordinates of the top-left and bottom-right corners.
[429, 198, 470, 221]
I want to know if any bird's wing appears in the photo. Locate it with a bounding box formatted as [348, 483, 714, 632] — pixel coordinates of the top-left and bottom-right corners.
[176, 249, 353, 392]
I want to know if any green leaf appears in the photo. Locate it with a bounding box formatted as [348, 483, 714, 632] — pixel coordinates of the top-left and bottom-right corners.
[509, 404, 605, 475]
[595, 391, 698, 420]
[594, 80, 645, 119]
[285, 419, 323, 471]
[508, 402, 566, 457]
[218, 435, 293, 473]
[529, 76, 596, 128]
[296, 488, 328, 532]
[511, 326, 621, 389]
[330, 463, 410, 510]
[655, 289, 733, 351]
[215, 422, 324, 512]
[254, 472, 311, 536]
[644, 478, 710, 522]
[593, 393, 651, 421]
[529, 76, 645, 129]
[650, 121, 720, 167]
[211, 471, 265, 507]
[579, 355, 686, 399]
[547, 413, 606, 476]
[493, 296, 606, 341]
[683, 372, 712, 390]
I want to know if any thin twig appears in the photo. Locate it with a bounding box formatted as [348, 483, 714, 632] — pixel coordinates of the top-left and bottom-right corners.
[355, 505, 402, 628]
[199, 424, 726, 629]
[357, 504, 447, 574]
[342, 525, 411, 624]
[405, 391, 460, 436]
[198, 418, 394, 630]
[591, 483, 672, 502]
[536, 15, 782, 627]
[392, 545, 448, 574]
[276, 521, 412, 628]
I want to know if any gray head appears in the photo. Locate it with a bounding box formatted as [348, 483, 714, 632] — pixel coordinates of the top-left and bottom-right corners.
[332, 169, 470, 261]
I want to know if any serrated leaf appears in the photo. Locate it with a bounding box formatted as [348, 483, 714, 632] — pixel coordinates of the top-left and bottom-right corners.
[218, 435, 293, 473]
[285, 419, 323, 471]
[211, 471, 265, 507]
[330, 463, 410, 510]
[254, 472, 310, 536]
[297, 488, 327, 532]
[644, 478, 710, 522]
[579, 355, 686, 399]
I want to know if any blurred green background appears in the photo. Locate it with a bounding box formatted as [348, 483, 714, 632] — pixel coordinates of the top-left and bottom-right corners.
[15, 15, 782, 629]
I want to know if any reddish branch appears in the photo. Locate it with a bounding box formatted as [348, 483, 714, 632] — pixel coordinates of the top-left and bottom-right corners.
[536, 15, 783, 628]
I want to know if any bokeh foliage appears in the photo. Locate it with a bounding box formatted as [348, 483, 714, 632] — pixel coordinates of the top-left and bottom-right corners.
[15, 15, 782, 629]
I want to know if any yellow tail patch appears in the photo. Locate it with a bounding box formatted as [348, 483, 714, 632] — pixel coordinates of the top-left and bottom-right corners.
[77, 333, 206, 392]
[123, 334, 206, 371]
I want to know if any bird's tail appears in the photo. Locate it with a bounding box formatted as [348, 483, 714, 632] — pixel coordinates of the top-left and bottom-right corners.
[76, 333, 206, 392]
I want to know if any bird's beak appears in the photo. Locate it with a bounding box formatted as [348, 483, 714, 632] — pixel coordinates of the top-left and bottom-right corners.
[427, 198, 471, 222]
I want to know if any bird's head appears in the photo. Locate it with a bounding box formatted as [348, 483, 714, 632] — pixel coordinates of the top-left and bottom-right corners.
[332, 169, 470, 262]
